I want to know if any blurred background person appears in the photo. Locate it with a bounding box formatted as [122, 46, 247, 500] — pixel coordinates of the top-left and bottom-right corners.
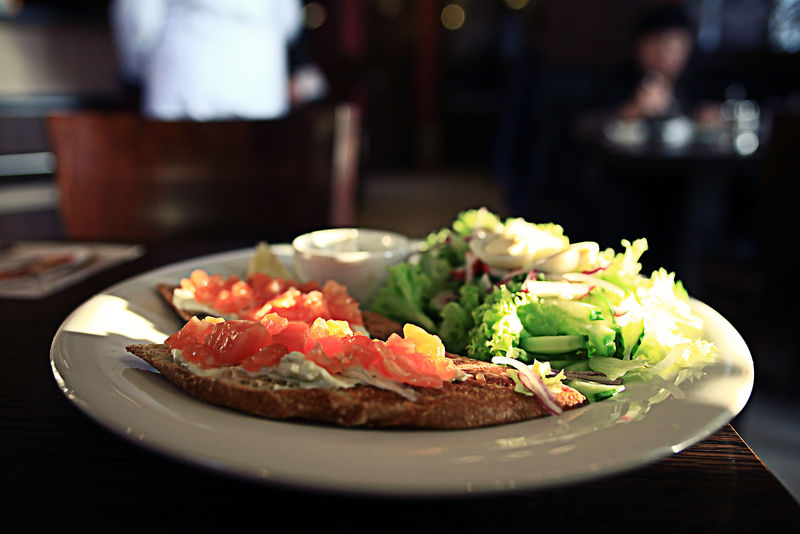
[577, 2, 722, 137]
[110, 0, 304, 120]
[614, 3, 697, 121]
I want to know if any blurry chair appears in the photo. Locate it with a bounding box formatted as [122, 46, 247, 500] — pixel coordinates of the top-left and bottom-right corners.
[46, 103, 360, 243]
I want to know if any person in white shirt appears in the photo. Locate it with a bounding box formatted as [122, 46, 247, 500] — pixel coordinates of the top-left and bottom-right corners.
[110, 0, 304, 120]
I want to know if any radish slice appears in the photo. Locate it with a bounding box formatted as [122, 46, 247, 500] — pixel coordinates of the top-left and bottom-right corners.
[521, 279, 592, 299]
[561, 272, 625, 298]
[491, 356, 563, 415]
[464, 250, 476, 283]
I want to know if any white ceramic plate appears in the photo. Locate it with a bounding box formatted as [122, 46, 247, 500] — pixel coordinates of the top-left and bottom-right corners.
[50, 246, 754, 497]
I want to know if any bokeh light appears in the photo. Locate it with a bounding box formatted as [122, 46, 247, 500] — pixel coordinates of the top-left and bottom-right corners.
[441, 3, 466, 31]
[303, 2, 327, 30]
[504, 0, 530, 10]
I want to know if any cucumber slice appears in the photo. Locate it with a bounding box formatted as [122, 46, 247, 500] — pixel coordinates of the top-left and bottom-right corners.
[520, 335, 587, 354]
[566, 379, 626, 402]
[528, 349, 587, 365]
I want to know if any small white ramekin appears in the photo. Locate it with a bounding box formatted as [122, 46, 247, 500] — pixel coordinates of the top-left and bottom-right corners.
[292, 228, 412, 305]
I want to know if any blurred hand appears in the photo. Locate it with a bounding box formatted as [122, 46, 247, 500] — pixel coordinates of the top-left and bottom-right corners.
[289, 64, 329, 107]
[693, 101, 723, 125]
[618, 72, 674, 119]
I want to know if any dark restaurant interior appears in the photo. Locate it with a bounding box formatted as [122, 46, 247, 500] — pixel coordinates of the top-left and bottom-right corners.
[2, 0, 799, 520]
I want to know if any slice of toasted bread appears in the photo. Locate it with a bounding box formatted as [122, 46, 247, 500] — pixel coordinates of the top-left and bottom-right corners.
[126, 343, 586, 429]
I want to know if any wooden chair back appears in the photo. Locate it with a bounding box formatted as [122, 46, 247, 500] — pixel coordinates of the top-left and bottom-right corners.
[47, 103, 360, 243]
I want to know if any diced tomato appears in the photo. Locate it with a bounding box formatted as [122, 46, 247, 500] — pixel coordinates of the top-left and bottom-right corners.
[402, 351, 452, 386]
[203, 320, 272, 365]
[374, 329, 457, 387]
[339, 334, 375, 368]
[213, 289, 237, 314]
[271, 320, 310, 353]
[359, 339, 412, 383]
[401, 323, 446, 360]
[179, 269, 366, 333]
[301, 290, 332, 322]
[240, 343, 289, 372]
[241, 299, 274, 322]
[305, 317, 350, 356]
[168, 266, 455, 387]
[259, 288, 332, 324]
[247, 273, 320, 303]
[258, 312, 289, 335]
[297, 280, 321, 293]
[194, 271, 233, 303]
[398, 324, 459, 381]
[165, 316, 215, 349]
[262, 287, 299, 315]
[366, 339, 427, 386]
[322, 280, 363, 325]
[232, 279, 255, 306]
[179, 277, 195, 292]
[379, 335, 422, 382]
[283, 291, 329, 323]
[304, 343, 344, 375]
[248, 273, 288, 302]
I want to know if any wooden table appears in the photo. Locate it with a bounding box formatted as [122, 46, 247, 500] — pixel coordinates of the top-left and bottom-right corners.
[3, 240, 798, 530]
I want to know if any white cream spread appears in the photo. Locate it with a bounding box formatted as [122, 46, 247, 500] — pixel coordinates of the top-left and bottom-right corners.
[171, 348, 423, 400]
[172, 288, 240, 320]
[172, 348, 356, 388]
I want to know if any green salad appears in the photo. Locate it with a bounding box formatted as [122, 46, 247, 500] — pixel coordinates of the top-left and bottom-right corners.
[369, 208, 716, 407]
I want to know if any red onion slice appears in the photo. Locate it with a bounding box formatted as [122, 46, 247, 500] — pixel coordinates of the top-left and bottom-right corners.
[491, 356, 563, 415]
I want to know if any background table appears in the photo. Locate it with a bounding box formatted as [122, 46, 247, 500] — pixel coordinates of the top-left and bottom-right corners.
[3, 240, 798, 530]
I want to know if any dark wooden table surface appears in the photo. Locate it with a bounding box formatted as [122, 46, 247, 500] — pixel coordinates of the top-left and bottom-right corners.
[3, 240, 798, 531]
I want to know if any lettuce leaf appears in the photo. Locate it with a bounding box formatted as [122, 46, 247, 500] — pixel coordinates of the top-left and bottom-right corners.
[438, 283, 484, 354]
[467, 285, 527, 361]
[368, 263, 437, 332]
[597, 238, 649, 292]
[368, 208, 503, 338]
[588, 356, 647, 380]
[439, 301, 472, 354]
[417, 229, 466, 304]
[451, 207, 503, 236]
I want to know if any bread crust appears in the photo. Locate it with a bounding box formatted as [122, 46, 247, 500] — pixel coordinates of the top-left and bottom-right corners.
[126, 343, 586, 429]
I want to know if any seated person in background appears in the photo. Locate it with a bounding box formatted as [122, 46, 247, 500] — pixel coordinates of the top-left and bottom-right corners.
[576, 3, 721, 140]
[616, 5, 693, 121]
